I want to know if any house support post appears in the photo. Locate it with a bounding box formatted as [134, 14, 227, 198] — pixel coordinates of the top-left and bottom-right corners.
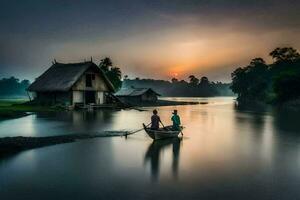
[27, 91, 32, 101]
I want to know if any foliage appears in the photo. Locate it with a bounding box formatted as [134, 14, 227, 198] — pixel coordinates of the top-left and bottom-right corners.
[0, 77, 30, 97]
[122, 77, 233, 97]
[273, 68, 300, 102]
[188, 75, 199, 85]
[231, 47, 300, 104]
[171, 78, 178, 83]
[99, 57, 113, 72]
[270, 47, 300, 63]
[199, 76, 209, 86]
[0, 99, 65, 120]
[231, 58, 269, 101]
[99, 57, 122, 90]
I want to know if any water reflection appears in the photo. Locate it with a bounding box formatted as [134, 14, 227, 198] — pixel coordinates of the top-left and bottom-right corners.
[273, 109, 300, 134]
[0, 110, 116, 137]
[2, 98, 300, 199]
[144, 138, 182, 181]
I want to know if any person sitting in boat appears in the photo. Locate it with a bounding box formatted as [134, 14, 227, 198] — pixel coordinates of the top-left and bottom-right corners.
[151, 109, 161, 130]
[171, 110, 181, 131]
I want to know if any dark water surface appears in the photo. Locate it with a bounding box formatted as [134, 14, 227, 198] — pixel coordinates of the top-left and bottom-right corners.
[1, 97, 300, 200]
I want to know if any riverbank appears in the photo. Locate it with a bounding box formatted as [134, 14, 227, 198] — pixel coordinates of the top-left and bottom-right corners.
[0, 99, 65, 121]
[0, 99, 30, 120]
[278, 98, 300, 111]
[0, 131, 132, 158]
[132, 99, 199, 107]
[236, 97, 300, 112]
[0, 99, 199, 120]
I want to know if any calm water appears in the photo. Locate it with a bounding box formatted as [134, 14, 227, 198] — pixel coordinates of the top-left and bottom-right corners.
[1, 97, 300, 200]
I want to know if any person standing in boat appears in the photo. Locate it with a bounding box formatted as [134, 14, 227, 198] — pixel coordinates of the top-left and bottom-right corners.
[171, 110, 181, 131]
[151, 109, 161, 130]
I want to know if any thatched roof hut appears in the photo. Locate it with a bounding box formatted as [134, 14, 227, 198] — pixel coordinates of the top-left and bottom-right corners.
[115, 88, 160, 105]
[28, 61, 115, 106]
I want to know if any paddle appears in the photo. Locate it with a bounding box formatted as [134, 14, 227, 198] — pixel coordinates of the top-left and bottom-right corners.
[145, 122, 151, 128]
[159, 121, 167, 130]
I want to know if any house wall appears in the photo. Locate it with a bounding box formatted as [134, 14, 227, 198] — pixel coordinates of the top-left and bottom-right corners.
[117, 91, 158, 105]
[36, 92, 71, 105]
[117, 96, 141, 105]
[72, 69, 109, 91]
[72, 91, 105, 105]
[97, 92, 105, 104]
[73, 91, 83, 104]
[141, 92, 158, 102]
[70, 69, 110, 105]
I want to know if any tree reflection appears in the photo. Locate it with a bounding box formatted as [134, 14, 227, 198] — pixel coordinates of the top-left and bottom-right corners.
[273, 108, 300, 134]
[144, 138, 181, 181]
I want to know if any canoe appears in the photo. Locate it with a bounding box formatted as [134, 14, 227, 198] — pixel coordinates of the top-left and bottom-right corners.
[143, 124, 183, 140]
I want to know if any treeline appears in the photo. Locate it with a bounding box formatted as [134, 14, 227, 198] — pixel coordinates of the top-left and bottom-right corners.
[0, 77, 30, 98]
[122, 76, 233, 97]
[231, 47, 300, 104]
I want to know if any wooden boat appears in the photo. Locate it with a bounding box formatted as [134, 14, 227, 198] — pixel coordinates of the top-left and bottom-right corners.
[143, 124, 183, 140]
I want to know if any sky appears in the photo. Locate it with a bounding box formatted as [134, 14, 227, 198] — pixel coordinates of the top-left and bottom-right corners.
[0, 0, 300, 82]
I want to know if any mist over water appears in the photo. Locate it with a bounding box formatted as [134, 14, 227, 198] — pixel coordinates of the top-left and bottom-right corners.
[1, 97, 300, 199]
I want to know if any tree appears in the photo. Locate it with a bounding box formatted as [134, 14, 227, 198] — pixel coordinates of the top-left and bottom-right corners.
[270, 47, 300, 63]
[231, 58, 269, 101]
[231, 48, 300, 104]
[171, 77, 178, 83]
[231, 67, 248, 98]
[199, 76, 209, 85]
[99, 57, 122, 90]
[111, 67, 122, 79]
[0, 77, 30, 97]
[188, 75, 199, 85]
[120, 77, 231, 97]
[250, 57, 266, 66]
[178, 80, 188, 85]
[273, 69, 300, 102]
[99, 57, 113, 72]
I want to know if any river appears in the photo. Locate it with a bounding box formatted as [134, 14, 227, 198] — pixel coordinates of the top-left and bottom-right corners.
[1, 97, 300, 199]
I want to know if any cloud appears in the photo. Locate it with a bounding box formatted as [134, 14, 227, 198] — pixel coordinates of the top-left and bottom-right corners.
[0, 0, 300, 81]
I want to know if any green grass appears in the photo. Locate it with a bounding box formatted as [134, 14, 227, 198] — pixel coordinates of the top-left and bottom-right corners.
[0, 99, 63, 120]
[0, 99, 28, 107]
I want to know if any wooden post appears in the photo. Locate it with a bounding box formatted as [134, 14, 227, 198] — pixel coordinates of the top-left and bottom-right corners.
[27, 91, 32, 101]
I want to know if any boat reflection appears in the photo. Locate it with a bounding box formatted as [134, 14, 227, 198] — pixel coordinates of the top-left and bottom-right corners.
[144, 138, 182, 181]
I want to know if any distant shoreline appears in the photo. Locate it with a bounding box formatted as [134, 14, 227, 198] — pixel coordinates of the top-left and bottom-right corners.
[133, 99, 200, 107]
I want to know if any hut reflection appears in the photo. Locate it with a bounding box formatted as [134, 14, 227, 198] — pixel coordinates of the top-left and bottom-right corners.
[144, 138, 181, 181]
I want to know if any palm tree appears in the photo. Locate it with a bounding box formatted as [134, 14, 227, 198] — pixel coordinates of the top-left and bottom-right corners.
[111, 67, 122, 79]
[99, 57, 113, 72]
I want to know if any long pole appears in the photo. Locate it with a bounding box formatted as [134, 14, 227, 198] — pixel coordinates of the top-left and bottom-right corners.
[160, 121, 166, 129]
[180, 129, 184, 136]
[26, 91, 31, 101]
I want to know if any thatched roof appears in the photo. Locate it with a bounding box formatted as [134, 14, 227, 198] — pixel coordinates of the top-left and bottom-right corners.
[115, 88, 160, 97]
[28, 61, 115, 92]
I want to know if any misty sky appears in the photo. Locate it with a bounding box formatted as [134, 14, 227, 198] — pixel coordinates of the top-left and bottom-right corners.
[1, 0, 300, 82]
